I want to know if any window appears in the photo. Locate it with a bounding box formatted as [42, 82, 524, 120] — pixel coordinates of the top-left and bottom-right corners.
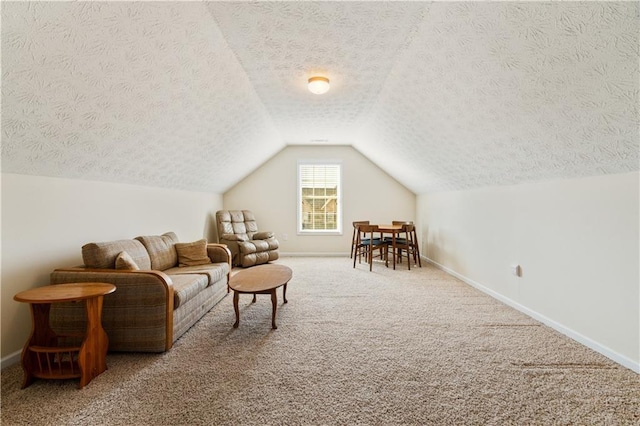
[298, 162, 342, 234]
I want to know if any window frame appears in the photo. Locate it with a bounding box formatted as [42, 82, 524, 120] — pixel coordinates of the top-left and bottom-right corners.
[297, 160, 343, 236]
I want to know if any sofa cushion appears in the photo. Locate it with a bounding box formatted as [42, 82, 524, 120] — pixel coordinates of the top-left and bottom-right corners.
[164, 262, 229, 287]
[175, 239, 212, 267]
[136, 232, 179, 271]
[115, 251, 140, 270]
[82, 239, 151, 270]
[169, 274, 208, 309]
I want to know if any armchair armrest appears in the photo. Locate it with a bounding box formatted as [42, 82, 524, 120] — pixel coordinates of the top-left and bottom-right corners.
[253, 231, 274, 240]
[220, 234, 247, 242]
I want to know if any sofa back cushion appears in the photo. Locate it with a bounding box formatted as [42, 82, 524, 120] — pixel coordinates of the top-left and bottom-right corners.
[82, 239, 151, 270]
[135, 232, 179, 271]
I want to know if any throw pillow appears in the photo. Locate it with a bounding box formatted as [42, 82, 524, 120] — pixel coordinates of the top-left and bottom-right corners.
[175, 239, 212, 267]
[115, 251, 140, 270]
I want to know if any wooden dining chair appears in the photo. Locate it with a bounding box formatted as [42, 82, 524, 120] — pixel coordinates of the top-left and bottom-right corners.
[353, 224, 388, 271]
[387, 221, 421, 267]
[393, 223, 418, 270]
[350, 221, 370, 259]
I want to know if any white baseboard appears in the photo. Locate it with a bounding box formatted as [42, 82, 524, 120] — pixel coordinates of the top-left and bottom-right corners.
[1, 349, 22, 370]
[279, 252, 350, 257]
[424, 256, 640, 374]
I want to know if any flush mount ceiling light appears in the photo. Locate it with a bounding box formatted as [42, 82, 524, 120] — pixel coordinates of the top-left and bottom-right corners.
[308, 76, 330, 95]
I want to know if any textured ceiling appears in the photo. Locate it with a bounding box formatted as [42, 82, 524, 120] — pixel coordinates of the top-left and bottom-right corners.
[2, 2, 638, 194]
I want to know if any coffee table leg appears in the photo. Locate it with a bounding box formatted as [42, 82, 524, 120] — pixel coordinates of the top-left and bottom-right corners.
[252, 294, 257, 303]
[271, 290, 278, 329]
[283, 283, 288, 304]
[233, 291, 240, 328]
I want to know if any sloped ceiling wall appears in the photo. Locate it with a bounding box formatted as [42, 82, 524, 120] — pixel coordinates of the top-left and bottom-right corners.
[2, 2, 282, 193]
[357, 2, 639, 192]
[2, 2, 638, 194]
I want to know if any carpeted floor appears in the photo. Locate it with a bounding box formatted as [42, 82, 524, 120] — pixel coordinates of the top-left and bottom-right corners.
[2, 257, 638, 425]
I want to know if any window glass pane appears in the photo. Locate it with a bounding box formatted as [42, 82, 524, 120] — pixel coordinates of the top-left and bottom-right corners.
[298, 163, 341, 233]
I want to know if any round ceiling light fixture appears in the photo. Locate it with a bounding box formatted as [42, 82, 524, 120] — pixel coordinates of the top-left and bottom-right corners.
[308, 76, 330, 95]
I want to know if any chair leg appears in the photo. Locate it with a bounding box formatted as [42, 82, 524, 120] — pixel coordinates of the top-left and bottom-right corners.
[385, 244, 389, 268]
[355, 244, 365, 268]
[414, 241, 421, 267]
[350, 229, 356, 259]
[410, 231, 422, 267]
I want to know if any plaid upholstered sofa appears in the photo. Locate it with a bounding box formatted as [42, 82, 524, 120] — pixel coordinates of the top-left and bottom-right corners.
[49, 232, 231, 352]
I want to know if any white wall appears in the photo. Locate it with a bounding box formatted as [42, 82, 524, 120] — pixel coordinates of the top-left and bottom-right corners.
[417, 171, 640, 371]
[223, 145, 416, 254]
[1, 173, 222, 362]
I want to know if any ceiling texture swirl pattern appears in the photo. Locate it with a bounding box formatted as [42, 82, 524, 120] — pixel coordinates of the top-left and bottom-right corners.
[2, 1, 638, 194]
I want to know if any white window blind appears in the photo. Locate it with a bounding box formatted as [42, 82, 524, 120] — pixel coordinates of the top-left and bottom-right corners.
[298, 163, 342, 233]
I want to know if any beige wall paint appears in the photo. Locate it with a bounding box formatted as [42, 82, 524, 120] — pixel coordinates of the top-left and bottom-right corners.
[1, 173, 222, 362]
[417, 172, 640, 370]
[5, 165, 634, 372]
[223, 145, 416, 254]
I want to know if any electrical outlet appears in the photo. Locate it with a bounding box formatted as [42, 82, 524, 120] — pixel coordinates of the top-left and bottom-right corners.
[282, 233, 288, 241]
[511, 264, 522, 277]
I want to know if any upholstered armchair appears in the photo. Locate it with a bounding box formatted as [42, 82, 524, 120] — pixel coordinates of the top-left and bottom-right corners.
[216, 210, 279, 267]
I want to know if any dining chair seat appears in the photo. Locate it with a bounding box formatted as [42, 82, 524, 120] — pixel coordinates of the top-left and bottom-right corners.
[384, 236, 407, 244]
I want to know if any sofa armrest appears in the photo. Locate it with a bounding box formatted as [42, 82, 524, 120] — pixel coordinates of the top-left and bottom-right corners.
[50, 267, 175, 352]
[207, 243, 232, 291]
[207, 243, 232, 266]
[252, 231, 274, 240]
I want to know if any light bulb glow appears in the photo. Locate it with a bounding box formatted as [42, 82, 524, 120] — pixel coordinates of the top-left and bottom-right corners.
[308, 76, 330, 95]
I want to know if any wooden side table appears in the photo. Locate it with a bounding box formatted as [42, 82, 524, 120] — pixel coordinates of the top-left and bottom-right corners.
[14, 282, 116, 389]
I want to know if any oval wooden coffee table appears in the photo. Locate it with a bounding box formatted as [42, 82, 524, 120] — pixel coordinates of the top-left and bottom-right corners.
[229, 264, 292, 329]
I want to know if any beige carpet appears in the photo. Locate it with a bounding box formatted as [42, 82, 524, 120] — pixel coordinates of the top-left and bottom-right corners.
[2, 257, 638, 425]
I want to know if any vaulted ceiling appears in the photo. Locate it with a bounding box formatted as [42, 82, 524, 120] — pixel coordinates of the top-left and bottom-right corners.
[2, 2, 638, 194]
